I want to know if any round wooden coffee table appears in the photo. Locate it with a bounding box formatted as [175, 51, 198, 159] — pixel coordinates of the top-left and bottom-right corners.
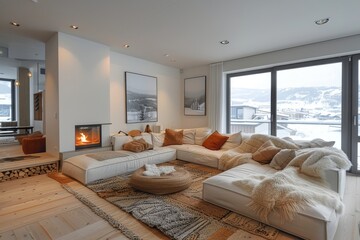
[129, 166, 192, 195]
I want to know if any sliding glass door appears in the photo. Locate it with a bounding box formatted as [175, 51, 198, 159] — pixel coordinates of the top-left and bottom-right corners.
[0, 79, 15, 121]
[227, 57, 358, 170]
[276, 61, 342, 149]
[352, 55, 360, 173]
[227, 70, 271, 134]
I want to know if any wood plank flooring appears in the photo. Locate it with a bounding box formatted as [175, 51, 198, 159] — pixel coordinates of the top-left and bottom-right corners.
[0, 172, 360, 239]
[0, 175, 128, 240]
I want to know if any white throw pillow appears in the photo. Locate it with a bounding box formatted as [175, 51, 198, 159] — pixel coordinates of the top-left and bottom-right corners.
[133, 133, 152, 145]
[182, 129, 196, 145]
[151, 132, 165, 148]
[194, 127, 212, 145]
[221, 131, 242, 150]
[111, 134, 132, 151]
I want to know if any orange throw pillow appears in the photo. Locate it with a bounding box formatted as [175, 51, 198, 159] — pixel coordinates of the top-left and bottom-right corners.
[163, 129, 183, 146]
[202, 131, 229, 150]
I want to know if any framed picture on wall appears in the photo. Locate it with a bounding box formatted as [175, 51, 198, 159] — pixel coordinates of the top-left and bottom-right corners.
[125, 72, 158, 123]
[184, 76, 206, 116]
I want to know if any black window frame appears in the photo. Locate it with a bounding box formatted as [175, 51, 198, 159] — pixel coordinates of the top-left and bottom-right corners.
[226, 56, 354, 170]
[0, 78, 16, 121]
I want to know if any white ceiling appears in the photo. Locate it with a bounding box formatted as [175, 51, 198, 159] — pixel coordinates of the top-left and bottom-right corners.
[0, 0, 360, 69]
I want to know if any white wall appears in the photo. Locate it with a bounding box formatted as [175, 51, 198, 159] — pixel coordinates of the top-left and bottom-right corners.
[57, 32, 111, 152]
[224, 34, 360, 73]
[110, 52, 181, 135]
[180, 65, 210, 128]
[45, 34, 59, 156]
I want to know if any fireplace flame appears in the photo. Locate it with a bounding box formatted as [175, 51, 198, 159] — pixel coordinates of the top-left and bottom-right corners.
[79, 133, 90, 143]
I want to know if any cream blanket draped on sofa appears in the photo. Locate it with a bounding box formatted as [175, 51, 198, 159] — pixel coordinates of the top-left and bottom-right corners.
[226, 134, 352, 221]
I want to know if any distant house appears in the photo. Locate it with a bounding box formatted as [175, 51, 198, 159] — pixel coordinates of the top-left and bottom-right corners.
[231, 105, 256, 119]
[0, 95, 11, 121]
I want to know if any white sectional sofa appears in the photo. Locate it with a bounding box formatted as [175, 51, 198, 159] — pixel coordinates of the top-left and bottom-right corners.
[203, 163, 345, 240]
[62, 127, 351, 240]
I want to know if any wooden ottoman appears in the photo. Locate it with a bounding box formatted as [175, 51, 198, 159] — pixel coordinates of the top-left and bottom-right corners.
[129, 166, 192, 195]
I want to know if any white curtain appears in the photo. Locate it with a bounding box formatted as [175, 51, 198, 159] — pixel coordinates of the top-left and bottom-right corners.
[208, 62, 226, 133]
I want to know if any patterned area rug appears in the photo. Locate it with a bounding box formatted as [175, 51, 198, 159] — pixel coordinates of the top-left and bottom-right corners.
[63, 160, 294, 240]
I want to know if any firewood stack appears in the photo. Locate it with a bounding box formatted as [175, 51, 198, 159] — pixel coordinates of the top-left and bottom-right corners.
[0, 163, 57, 182]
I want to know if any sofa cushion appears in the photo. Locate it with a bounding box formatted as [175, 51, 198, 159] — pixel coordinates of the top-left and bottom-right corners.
[238, 134, 298, 153]
[221, 131, 242, 150]
[270, 149, 296, 170]
[168, 144, 224, 168]
[202, 131, 229, 150]
[194, 127, 212, 145]
[252, 140, 281, 164]
[163, 129, 183, 146]
[203, 163, 340, 240]
[152, 132, 165, 148]
[285, 137, 336, 149]
[62, 147, 176, 184]
[182, 129, 196, 145]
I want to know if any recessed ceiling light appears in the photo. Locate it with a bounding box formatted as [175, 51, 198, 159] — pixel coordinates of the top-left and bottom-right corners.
[220, 40, 229, 45]
[0, 50, 3, 55]
[123, 44, 130, 48]
[164, 54, 170, 57]
[31, 0, 38, 3]
[70, 25, 79, 30]
[10, 21, 20, 27]
[315, 18, 330, 25]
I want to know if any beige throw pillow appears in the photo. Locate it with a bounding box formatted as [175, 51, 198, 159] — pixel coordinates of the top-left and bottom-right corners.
[221, 131, 242, 150]
[269, 149, 296, 170]
[252, 140, 281, 164]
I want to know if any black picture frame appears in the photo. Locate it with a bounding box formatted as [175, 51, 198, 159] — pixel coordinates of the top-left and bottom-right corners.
[125, 72, 158, 123]
[184, 76, 206, 116]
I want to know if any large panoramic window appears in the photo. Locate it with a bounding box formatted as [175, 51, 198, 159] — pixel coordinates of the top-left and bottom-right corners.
[276, 62, 342, 148]
[0, 79, 15, 121]
[227, 58, 350, 164]
[229, 71, 271, 135]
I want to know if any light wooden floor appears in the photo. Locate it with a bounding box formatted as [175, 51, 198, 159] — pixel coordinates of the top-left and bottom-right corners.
[0, 169, 359, 239]
[0, 174, 128, 240]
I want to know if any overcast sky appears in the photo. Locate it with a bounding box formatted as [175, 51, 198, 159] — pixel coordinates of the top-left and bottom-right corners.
[231, 62, 342, 89]
[126, 72, 156, 95]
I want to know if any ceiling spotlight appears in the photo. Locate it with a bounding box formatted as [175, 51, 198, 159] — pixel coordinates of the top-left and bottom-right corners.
[15, 81, 20, 86]
[10, 21, 20, 27]
[164, 54, 170, 57]
[28, 71, 32, 77]
[123, 44, 130, 48]
[70, 25, 79, 30]
[31, 0, 38, 2]
[315, 18, 330, 25]
[220, 40, 229, 45]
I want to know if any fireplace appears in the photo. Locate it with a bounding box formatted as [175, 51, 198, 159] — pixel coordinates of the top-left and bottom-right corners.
[75, 124, 101, 150]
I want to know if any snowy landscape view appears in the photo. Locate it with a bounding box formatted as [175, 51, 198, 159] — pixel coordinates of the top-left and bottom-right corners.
[230, 86, 342, 148]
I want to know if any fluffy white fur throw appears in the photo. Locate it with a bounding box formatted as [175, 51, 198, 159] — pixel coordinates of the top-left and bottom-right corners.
[288, 147, 352, 177]
[143, 164, 175, 176]
[233, 147, 351, 222]
[234, 167, 344, 222]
